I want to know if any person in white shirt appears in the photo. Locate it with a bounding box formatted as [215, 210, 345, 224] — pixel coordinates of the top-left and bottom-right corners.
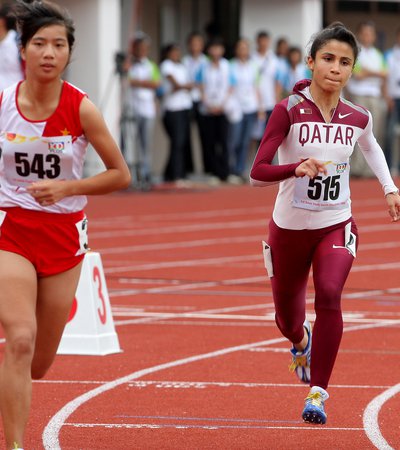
[275, 37, 290, 92]
[280, 46, 311, 97]
[196, 37, 233, 182]
[126, 32, 161, 190]
[384, 27, 400, 175]
[182, 32, 208, 176]
[346, 21, 388, 177]
[252, 31, 281, 139]
[160, 43, 193, 183]
[182, 32, 207, 111]
[0, 4, 24, 92]
[228, 38, 263, 180]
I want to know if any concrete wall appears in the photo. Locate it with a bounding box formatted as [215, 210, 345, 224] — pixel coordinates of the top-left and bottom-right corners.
[240, 0, 323, 55]
[60, 0, 121, 175]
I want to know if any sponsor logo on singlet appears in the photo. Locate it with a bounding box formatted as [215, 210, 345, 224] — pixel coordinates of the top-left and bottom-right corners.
[48, 141, 66, 153]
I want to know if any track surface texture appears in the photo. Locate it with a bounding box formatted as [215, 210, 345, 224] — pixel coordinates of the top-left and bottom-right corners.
[1, 178, 400, 449]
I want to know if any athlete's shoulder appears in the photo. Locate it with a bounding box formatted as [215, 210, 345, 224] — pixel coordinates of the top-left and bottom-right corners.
[278, 91, 319, 125]
[0, 82, 19, 116]
[334, 97, 370, 128]
[43, 82, 87, 138]
[62, 81, 88, 100]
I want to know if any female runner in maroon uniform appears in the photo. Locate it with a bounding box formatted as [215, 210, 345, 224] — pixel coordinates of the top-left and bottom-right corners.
[250, 23, 400, 424]
[0, 1, 130, 448]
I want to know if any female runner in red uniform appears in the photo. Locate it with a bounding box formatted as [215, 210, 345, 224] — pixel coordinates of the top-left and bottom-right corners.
[250, 23, 400, 424]
[0, 1, 130, 448]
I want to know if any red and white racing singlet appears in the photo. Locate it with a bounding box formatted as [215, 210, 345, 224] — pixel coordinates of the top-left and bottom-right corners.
[0, 81, 88, 213]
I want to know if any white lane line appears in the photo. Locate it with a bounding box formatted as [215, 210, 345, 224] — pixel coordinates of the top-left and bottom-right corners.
[91, 206, 269, 224]
[63, 422, 364, 431]
[42, 337, 285, 449]
[98, 236, 400, 256]
[103, 254, 400, 275]
[33, 379, 396, 390]
[42, 322, 397, 449]
[90, 218, 266, 239]
[86, 198, 388, 227]
[363, 383, 400, 450]
[109, 310, 400, 326]
[89, 216, 398, 241]
[109, 275, 270, 297]
[99, 235, 265, 255]
[103, 254, 261, 274]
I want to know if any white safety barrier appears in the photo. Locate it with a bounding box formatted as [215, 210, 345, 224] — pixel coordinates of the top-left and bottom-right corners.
[57, 252, 121, 355]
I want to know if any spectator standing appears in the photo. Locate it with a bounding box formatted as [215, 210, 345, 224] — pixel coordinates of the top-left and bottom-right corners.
[196, 38, 233, 183]
[346, 21, 388, 177]
[280, 46, 311, 97]
[160, 43, 193, 184]
[182, 32, 207, 175]
[0, 4, 24, 91]
[126, 33, 161, 190]
[275, 36, 290, 97]
[385, 27, 400, 176]
[228, 38, 262, 181]
[252, 31, 281, 140]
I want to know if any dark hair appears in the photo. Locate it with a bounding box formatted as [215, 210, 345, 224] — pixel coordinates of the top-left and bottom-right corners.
[309, 22, 359, 64]
[0, 4, 17, 31]
[288, 46, 302, 56]
[205, 36, 225, 52]
[256, 30, 270, 40]
[186, 31, 203, 44]
[14, 0, 75, 50]
[160, 42, 180, 62]
[132, 31, 151, 47]
[357, 20, 376, 33]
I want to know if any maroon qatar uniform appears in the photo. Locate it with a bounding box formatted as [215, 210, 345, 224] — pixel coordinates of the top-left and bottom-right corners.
[250, 79, 398, 389]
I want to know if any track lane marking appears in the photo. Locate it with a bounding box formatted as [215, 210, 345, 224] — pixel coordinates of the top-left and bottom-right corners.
[33, 379, 397, 389]
[63, 422, 364, 431]
[42, 322, 398, 449]
[363, 383, 400, 450]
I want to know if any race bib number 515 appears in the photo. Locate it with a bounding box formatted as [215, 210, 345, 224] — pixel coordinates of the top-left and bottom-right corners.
[293, 161, 350, 211]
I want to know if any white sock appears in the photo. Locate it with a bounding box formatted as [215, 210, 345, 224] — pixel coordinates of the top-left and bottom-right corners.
[310, 385, 329, 400]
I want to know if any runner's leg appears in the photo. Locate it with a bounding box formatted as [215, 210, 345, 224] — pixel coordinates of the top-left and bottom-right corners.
[268, 220, 313, 345]
[0, 251, 37, 449]
[31, 261, 83, 379]
[311, 220, 358, 389]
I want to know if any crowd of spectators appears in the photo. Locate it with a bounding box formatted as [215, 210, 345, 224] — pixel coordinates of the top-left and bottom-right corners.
[1, 3, 399, 191]
[122, 21, 400, 190]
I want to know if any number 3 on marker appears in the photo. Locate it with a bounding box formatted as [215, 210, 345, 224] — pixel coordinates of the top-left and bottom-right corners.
[93, 266, 107, 324]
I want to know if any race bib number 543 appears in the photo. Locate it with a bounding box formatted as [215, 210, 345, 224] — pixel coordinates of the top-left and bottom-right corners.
[3, 134, 73, 187]
[293, 161, 350, 211]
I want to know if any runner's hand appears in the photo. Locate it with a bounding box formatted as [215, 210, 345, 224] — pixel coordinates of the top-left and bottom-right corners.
[27, 180, 70, 206]
[295, 158, 328, 179]
[386, 192, 400, 222]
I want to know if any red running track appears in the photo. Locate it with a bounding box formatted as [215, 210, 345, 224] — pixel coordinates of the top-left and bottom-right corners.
[1, 178, 400, 449]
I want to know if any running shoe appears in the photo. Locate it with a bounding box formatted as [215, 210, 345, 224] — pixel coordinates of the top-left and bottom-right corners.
[288, 320, 312, 383]
[302, 386, 329, 424]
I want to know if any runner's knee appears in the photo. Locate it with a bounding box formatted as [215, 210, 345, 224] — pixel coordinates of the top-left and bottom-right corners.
[315, 280, 342, 311]
[275, 313, 304, 343]
[5, 329, 36, 364]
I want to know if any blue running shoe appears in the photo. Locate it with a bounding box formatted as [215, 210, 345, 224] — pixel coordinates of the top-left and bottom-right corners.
[289, 320, 312, 383]
[302, 386, 329, 424]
